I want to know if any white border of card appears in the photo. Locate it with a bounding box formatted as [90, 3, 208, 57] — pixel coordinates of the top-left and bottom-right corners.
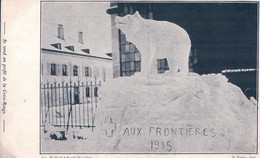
[0, 0, 259, 158]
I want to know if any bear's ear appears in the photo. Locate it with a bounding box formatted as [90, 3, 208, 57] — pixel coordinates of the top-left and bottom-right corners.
[134, 11, 141, 18]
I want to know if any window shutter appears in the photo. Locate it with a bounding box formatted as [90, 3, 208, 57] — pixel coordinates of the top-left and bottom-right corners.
[82, 66, 85, 77]
[47, 62, 50, 76]
[59, 64, 62, 76]
[56, 64, 60, 76]
[97, 67, 100, 78]
[69, 63, 72, 76]
[103, 68, 106, 81]
[41, 63, 44, 76]
[89, 67, 92, 77]
[77, 65, 80, 77]
[61, 64, 64, 76]
[94, 67, 97, 78]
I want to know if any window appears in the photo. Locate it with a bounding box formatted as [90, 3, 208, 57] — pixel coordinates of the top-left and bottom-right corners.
[94, 87, 98, 97]
[78, 31, 83, 44]
[86, 87, 90, 97]
[51, 64, 56, 76]
[81, 49, 90, 54]
[73, 65, 78, 76]
[62, 65, 67, 76]
[157, 58, 169, 74]
[119, 31, 141, 76]
[118, 5, 152, 77]
[51, 43, 61, 49]
[85, 67, 90, 77]
[58, 24, 64, 39]
[65, 46, 74, 52]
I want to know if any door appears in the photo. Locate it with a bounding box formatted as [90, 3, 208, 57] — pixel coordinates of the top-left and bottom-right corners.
[74, 86, 80, 104]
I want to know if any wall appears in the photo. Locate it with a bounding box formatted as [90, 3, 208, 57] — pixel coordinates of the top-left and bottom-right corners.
[41, 49, 113, 84]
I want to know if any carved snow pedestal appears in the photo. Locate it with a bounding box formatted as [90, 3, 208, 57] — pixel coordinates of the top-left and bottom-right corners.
[95, 73, 257, 153]
[94, 12, 256, 153]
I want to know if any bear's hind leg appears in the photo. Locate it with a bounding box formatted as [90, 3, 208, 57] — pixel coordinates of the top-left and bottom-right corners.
[165, 59, 179, 75]
[177, 58, 189, 74]
[166, 57, 189, 75]
[166, 44, 190, 75]
[149, 59, 158, 75]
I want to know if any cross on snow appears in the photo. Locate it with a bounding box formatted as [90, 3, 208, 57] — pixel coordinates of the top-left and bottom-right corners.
[101, 117, 116, 137]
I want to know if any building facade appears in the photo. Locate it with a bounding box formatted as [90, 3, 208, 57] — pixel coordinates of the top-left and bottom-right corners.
[41, 23, 113, 84]
[41, 48, 112, 83]
[41, 22, 113, 106]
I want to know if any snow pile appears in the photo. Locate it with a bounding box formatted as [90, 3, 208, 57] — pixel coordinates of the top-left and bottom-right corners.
[96, 72, 257, 153]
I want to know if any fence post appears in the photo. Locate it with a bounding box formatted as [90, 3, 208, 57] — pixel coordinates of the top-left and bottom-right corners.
[67, 79, 73, 131]
[51, 83, 54, 125]
[94, 79, 97, 108]
[54, 80, 57, 125]
[42, 84, 45, 125]
[62, 81, 66, 128]
[78, 80, 81, 128]
[82, 81, 85, 127]
[43, 81, 50, 132]
[87, 81, 90, 127]
[90, 81, 94, 131]
[47, 81, 50, 124]
[74, 82, 77, 127]
[66, 83, 69, 125]
[58, 83, 61, 126]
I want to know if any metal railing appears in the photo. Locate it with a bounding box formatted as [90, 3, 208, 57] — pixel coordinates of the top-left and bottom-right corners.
[40, 79, 102, 131]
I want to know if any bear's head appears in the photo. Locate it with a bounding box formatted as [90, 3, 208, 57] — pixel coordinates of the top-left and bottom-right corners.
[115, 11, 144, 42]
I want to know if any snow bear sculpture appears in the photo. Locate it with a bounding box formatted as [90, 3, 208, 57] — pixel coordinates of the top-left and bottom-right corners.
[115, 11, 191, 75]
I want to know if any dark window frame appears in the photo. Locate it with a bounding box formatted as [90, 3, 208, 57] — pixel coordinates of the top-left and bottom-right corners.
[73, 65, 78, 76]
[78, 31, 83, 44]
[86, 87, 90, 97]
[58, 24, 64, 40]
[51, 64, 57, 76]
[85, 66, 90, 77]
[62, 64, 68, 76]
[157, 58, 169, 74]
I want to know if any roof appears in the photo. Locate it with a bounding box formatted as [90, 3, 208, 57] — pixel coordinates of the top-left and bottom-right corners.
[42, 48, 112, 61]
[41, 22, 112, 60]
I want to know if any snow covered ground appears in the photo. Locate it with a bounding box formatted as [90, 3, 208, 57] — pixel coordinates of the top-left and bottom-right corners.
[41, 101, 97, 128]
[41, 72, 257, 153]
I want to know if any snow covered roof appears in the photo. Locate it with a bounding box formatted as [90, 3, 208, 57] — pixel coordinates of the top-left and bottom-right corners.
[221, 68, 256, 73]
[41, 22, 112, 60]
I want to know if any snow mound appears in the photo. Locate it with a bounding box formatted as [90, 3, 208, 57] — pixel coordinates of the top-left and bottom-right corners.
[96, 72, 257, 153]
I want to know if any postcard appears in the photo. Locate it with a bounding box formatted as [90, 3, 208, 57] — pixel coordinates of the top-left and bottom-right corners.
[0, 0, 259, 157]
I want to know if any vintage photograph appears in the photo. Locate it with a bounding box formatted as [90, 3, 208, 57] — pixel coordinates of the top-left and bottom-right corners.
[40, 2, 258, 154]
